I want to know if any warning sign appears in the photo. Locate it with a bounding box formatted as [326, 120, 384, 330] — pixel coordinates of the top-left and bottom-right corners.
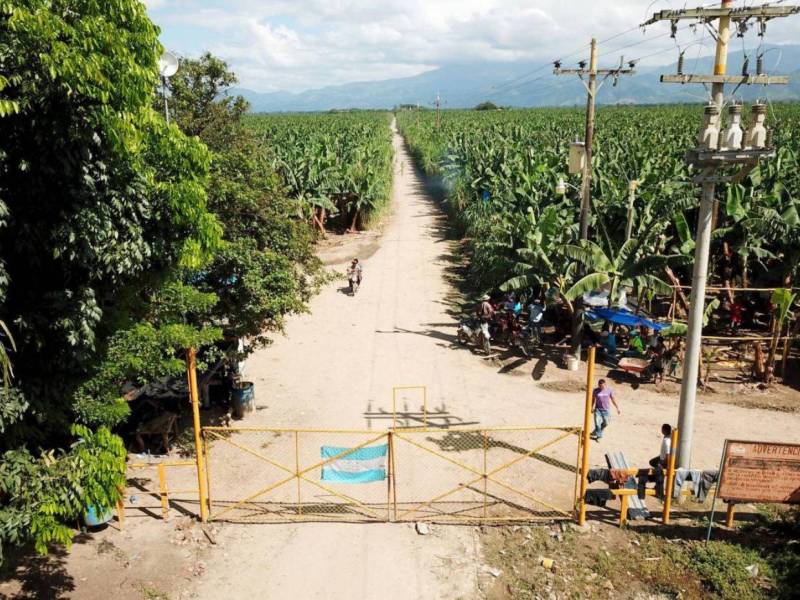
[718, 440, 800, 504]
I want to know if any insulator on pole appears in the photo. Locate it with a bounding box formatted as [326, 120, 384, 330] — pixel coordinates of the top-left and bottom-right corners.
[758, 18, 767, 37]
[742, 56, 750, 77]
[737, 20, 748, 38]
[578, 60, 587, 69]
[765, 128, 774, 148]
[670, 19, 678, 38]
[677, 51, 685, 75]
[756, 53, 764, 75]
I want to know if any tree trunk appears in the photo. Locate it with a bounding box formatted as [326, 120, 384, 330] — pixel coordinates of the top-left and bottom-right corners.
[781, 317, 799, 379]
[764, 316, 780, 384]
[721, 241, 734, 305]
[348, 205, 361, 233]
[312, 208, 326, 235]
[664, 266, 690, 318]
[752, 342, 766, 380]
[569, 299, 583, 358]
[740, 254, 748, 290]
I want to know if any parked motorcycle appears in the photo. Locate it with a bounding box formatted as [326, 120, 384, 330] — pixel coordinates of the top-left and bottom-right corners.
[457, 318, 492, 354]
[517, 324, 541, 356]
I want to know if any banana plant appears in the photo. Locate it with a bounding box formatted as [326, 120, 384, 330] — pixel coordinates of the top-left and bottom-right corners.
[765, 288, 796, 382]
[562, 238, 673, 307]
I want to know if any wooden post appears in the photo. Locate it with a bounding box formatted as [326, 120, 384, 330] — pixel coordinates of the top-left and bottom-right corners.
[187, 348, 209, 522]
[726, 503, 736, 528]
[619, 494, 629, 527]
[662, 428, 679, 524]
[295, 430, 302, 516]
[578, 346, 596, 525]
[158, 463, 169, 519]
[116, 496, 125, 530]
[389, 431, 398, 521]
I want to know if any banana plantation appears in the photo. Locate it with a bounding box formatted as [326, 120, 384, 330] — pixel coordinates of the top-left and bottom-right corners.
[246, 112, 394, 233]
[397, 105, 800, 382]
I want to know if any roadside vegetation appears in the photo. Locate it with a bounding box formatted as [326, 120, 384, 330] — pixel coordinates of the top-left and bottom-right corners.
[483, 507, 800, 599]
[0, 2, 322, 562]
[397, 106, 800, 379]
[246, 111, 394, 234]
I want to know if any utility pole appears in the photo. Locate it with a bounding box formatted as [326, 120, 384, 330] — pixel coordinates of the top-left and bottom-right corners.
[434, 91, 442, 130]
[554, 39, 636, 241]
[642, 1, 799, 468]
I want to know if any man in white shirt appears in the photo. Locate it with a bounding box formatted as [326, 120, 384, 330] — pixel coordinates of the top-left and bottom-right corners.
[649, 423, 672, 470]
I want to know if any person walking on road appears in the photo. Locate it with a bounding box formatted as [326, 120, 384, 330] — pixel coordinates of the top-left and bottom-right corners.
[590, 379, 620, 441]
[347, 258, 363, 295]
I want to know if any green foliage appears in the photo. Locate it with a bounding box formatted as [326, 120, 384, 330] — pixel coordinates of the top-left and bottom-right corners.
[0, 387, 26, 434]
[162, 54, 324, 351]
[679, 541, 771, 599]
[246, 111, 394, 231]
[0, 0, 221, 433]
[770, 288, 796, 327]
[0, 0, 221, 563]
[0, 425, 125, 562]
[397, 105, 800, 312]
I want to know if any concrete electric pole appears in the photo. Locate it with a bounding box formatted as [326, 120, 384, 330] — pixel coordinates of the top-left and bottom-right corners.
[642, 1, 799, 468]
[554, 39, 635, 241]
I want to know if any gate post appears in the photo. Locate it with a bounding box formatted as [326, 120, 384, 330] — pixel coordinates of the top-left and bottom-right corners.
[187, 348, 209, 522]
[662, 428, 679, 524]
[578, 346, 596, 525]
[387, 431, 395, 521]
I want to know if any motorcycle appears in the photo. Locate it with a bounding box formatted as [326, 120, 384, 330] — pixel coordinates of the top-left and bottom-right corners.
[457, 318, 492, 354]
[517, 323, 542, 356]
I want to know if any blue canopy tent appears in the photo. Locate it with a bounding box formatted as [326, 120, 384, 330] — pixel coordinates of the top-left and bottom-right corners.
[585, 307, 670, 332]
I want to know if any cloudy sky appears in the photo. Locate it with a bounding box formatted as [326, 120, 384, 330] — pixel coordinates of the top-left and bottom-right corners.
[144, 0, 800, 93]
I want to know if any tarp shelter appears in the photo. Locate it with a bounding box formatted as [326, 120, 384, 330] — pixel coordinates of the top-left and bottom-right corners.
[585, 307, 670, 332]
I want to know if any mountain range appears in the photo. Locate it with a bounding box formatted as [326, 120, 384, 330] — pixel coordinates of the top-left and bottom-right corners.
[234, 45, 800, 113]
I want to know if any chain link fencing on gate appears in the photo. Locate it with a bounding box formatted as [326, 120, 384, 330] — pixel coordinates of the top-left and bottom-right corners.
[201, 425, 581, 524]
[203, 428, 392, 523]
[391, 427, 580, 522]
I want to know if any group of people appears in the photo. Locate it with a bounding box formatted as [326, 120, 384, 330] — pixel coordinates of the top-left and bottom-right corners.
[475, 291, 545, 347]
[595, 325, 679, 383]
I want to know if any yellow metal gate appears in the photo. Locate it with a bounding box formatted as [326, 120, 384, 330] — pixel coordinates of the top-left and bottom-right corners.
[392, 427, 580, 522]
[202, 425, 580, 523]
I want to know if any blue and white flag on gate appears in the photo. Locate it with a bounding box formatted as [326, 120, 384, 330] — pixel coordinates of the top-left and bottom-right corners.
[320, 444, 387, 483]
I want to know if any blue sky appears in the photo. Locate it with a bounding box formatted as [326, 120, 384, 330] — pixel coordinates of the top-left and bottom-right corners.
[144, 0, 800, 93]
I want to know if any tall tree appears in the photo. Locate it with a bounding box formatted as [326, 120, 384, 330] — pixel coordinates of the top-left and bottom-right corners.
[0, 0, 220, 560]
[160, 53, 323, 351]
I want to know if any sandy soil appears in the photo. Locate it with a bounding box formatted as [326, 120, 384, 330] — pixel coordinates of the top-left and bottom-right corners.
[6, 121, 800, 600]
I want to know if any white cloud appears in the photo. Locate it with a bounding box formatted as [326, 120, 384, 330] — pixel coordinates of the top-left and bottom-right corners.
[146, 1, 800, 92]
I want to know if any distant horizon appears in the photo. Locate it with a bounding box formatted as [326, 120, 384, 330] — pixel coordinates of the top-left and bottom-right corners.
[144, 0, 800, 95]
[227, 43, 800, 114]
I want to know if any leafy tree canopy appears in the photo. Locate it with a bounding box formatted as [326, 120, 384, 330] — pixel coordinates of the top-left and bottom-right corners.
[0, 0, 221, 561]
